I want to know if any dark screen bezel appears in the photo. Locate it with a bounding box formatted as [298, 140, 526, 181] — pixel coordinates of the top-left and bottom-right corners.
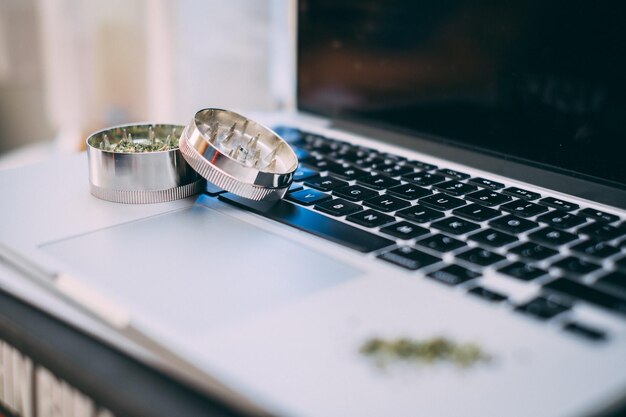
[295, 1, 626, 194]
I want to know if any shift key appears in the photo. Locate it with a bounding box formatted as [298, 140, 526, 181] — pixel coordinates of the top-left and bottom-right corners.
[544, 278, 626, 317]
[218, 193, 395, 253]
[378, 247, 441, 270]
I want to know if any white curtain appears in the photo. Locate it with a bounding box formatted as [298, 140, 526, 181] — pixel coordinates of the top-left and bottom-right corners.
[35, 0, 294, 152]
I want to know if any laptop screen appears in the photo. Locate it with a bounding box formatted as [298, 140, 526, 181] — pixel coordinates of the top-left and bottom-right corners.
[297, 1, 626, 188]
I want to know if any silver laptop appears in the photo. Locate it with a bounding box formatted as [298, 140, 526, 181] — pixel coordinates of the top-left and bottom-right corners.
[1, 1, 626, 416]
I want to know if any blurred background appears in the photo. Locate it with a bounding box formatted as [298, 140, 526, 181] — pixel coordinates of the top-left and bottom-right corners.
[0, 0, 295, 169]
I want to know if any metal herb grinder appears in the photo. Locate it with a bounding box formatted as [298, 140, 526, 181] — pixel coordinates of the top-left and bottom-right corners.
[178, 108, 299, 202]
[86, 124, 205, 203]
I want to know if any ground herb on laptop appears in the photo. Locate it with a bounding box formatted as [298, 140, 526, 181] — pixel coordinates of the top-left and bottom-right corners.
[360, 336, 491, 368]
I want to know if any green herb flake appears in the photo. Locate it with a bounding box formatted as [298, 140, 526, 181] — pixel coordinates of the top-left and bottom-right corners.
[95, 126, 183, 153]
[360, 336, 491, 368]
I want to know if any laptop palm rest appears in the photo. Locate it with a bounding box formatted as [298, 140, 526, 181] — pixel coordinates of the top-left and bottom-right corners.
[41, 204, 360, 332]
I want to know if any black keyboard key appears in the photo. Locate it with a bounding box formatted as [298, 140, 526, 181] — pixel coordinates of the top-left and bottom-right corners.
[419, 193, 466, 211]
[354, 155, 386, 169]
[380, 221, 429, 240]
[405, 160, 437, 171]
[552, 257, 600, 276]
[293, 166, 319, 181]
[287, 182, 303, 193]
[578, 208, 620, 224]
[332, 148, 368, 162]
[366, 160, 392, 169]
[536, 210, 586, 230]
[297, 153, 325, 164]
[300, 132, 319, 144]
[500, 200, 549, 218]
[307, 135, 333, 147]
[468, 286, 507, 302]
[528, 227, 577, 247]
[499, 262, 546, 281]
[273, 126, 303, 143]
[453, 204, 501, 222]
[333, 185, 378, 202]
[416, 234, 466, 253]
[326, 145, 354, 161]
[464, 190, 512, 207]
[515, 296, 571, 320]
[292, 146, 313, 162]
[595, 271, 626, 294]
[324, 148, 349, 160]
[354, 144, 377, 153]
[374, 164, 414, 177]
[325, 150, 351, 162]
[571, 240, 620, 259]
[563, 322, 606, 342]
[301, 133, 323, 142]
[301, 133, 325, 146]
[357, 174, 401, 190]
[315, 198, 362, 217]
[457, 248, 506, 266]
[325, 139, 346, 148]
[286, 189, 332, 206]
[502, 187, 541, 201]
[428, 265, 480, 286]
[293, 147, 319, 162]
[401, 171, 446, 186]
[431, 216, 480, 235]
[489, 215, 538, 234]
[346, 209, 395, 228]
[329, 140, 350, 148]
[305, 140, 335, 155]
[380, 152, 406, 162]
[614, 257, 626, 271]
[387, 183, 432, 200]
[301, 136, 326, 147]
[396, 205, 445, 223]
[538, 197, 579, 212]
[218, 194, 394, 253]
[437, 168, 470, 180]
[578, 223, 626, 241]
[468, 177, 505, 190]
[370, 160, 397, 171]
[302, 157, 342, 172]
[363, 194, 411, 212]
[509, 242, 558, 261]
[304, 176, 349, 192]
[327, 164, 369, 180]
[468, 229, 518, 247]
[301, 131, 322, 141]
[378, 247, 441, 270]
[433, 180, 478, 196]
[351, 144, 376, 153]
[544, 278, 626, 317]
[312, 144, 336, 156]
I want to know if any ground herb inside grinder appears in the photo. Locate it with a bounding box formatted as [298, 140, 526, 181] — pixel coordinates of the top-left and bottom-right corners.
[98, 125, 181, 153]
[360, 336, 491, 368]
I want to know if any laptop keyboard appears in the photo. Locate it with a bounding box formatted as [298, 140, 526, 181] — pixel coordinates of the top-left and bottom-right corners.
[217, 127, 626, 342]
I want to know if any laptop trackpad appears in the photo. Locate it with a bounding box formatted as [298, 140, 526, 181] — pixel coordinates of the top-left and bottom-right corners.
[41, 204, 360, 332]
